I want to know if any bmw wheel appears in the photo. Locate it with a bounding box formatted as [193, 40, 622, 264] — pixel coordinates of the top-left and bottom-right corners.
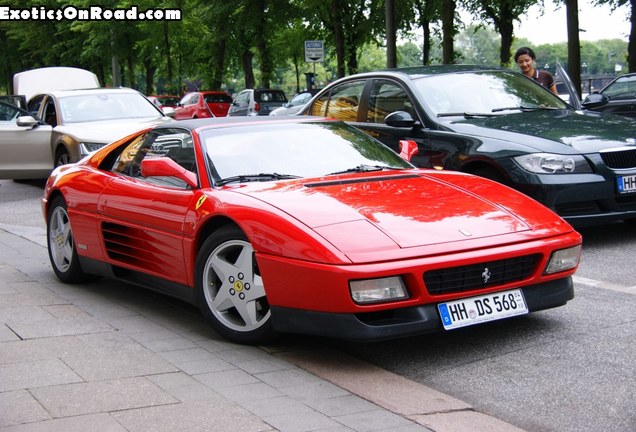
[195, 225, 274, 344]
[47, 196, 90, 283]
[55, 147, 71, 167]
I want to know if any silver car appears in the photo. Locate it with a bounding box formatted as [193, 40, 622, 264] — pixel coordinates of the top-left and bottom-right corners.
[0, 87, 173, 180]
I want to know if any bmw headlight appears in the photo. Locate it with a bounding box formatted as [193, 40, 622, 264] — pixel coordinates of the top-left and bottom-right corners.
[544, 245, 581, 274]
[514, 153, 592, 174]
[350, 276, 408, 304]
[80, 142, 106, 155]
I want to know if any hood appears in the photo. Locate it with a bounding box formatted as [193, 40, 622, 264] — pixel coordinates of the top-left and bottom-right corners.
[56, 116, 172, 143]
[234, 171, 545, 252]
[448, 109, 636, 153]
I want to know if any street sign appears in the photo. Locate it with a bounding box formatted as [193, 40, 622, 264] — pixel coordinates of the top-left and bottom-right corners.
[304, 40, 324, 63]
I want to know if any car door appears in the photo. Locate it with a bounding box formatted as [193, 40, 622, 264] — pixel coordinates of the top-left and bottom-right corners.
[0, 100, 54, 179]
[343, 78, 434, 169]
[228, 90, 249, 116]
[97, 128, 199, 286]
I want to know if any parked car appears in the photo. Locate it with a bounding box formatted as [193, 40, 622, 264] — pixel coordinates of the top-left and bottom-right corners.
[0, 87, 173, 180]
[42, 116, 581, 344]
[174, 91, 233, 119]
[148, 95, 180, 110]
[269, 91, 312, 116]
[583, 72, 636, 119]
[227, 88, 287, 116]
[300, 65, 636, 228]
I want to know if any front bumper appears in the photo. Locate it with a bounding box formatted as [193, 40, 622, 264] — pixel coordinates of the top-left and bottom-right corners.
[270, 277, 574, 342]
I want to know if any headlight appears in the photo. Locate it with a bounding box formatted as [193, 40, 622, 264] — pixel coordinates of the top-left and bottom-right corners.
[544, 245, 581, 274]
[80, 142, 106, 154]
[349, 276, 408, 304]
[514, 153, 592, 174]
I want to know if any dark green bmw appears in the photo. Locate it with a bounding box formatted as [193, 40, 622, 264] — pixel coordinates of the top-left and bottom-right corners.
[302, 65, 636, 228]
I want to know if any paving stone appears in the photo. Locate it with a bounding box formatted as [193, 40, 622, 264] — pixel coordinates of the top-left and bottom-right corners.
[263, 408, 343, 432]
[147, 372, 224, 402]
[0, 336, 86, 364]
[256, 368, 323, 389]
[0, 390, 50, 427]
[0, 323, 19, 342]
[0, 413, 127, 432]
[305, 394, 380, 417]
[195, 368, 261, 389]
[240, 395, 317, 418]
[0, 306, 54, 324]
[0, 359, 83, 392]
[333, 409, 417, 432]
[30, 377, 178, 417]
[5, 315, 114, 339]
[213, 382, 285, 403]
[104, 314, 169, 334]
[111, 400, 274, 432]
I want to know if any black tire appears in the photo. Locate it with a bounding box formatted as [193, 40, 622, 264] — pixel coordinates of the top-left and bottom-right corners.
[55, 147, 71, 167]
[46, 196, 91, 283]
[194, 225, 275, 344]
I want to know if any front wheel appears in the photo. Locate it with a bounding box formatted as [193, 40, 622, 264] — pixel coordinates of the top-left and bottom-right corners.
[195, 225, 275, 344]
[55, 147, 71, 167]
[47, 196, 91, 283]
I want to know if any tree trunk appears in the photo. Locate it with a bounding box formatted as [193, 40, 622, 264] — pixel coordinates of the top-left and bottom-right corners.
[386, 0, 397, 68]
[163, 21, 173, 88]
[242, 51, 255, 89]
[498, 9, 514, 66]
[255, 0, 272, 88]
[442, 0, 455, 64]
[629, 0, 636, 72]
[566, 0, 582, 98]
[331, 0, 346, 78]
[210, 39, 226, 90]
[144, 58, 156, 95]
[422, 18, 431, 65]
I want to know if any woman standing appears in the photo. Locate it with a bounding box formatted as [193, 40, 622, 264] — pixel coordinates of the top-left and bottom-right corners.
[514, 47, 558, 95]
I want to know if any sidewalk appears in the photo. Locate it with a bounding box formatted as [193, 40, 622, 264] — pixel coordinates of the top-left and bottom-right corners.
[0, 224, 525, 432]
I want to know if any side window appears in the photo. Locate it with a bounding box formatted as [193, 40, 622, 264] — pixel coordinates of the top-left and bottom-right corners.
[27, 95, 45, 118]
[322, 81, 365, 122]
[191, 94, 200, 104]
[0, 102, 21, 122]
[110, 129, 196, 188]
[367, 80, 414, 123]
[235, 91, 248, 106]
[43, 99, 57, 127]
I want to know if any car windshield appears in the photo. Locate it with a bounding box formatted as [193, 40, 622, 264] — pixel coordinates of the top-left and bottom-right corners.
[59, 92, 162, 123]
[255, 90, 287, 103]
[413, 70, 569, 117]
[158, 96, 180, 106]
[200, 121, 412, 181]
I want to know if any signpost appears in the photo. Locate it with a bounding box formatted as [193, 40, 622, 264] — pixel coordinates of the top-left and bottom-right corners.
[304, 40, 324, 91]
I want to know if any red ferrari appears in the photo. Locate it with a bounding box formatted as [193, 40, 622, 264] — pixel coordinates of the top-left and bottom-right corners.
[42, 116, 582, 344]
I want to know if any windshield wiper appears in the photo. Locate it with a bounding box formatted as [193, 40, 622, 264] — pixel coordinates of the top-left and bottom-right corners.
[216, 173, 301, 186]
[491, 105, 560, 112]
[327, 164, 403, 176]
[437, 112, 496, 118]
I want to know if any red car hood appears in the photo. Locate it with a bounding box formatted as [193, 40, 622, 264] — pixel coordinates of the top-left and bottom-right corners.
[231, 170, 567, 253]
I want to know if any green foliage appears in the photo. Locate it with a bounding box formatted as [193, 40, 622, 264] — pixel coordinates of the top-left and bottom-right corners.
[0, 0, 630, 97]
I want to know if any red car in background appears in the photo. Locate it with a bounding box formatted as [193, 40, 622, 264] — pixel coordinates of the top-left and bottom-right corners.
[175, 91, 233, 119]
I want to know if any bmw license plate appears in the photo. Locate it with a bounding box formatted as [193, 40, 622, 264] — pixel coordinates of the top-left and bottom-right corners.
[617, 174, 636, 194]
[437, 289, 528, 330]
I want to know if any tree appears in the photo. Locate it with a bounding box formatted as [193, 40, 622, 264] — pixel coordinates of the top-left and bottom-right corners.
[593, 0, 635, 72]
[465, 0, 538, 66]
[565, 0, 582, 96]
[413, 0, 443, 64]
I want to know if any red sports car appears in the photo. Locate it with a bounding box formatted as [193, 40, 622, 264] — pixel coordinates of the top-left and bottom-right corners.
[42, 116, 582, 344]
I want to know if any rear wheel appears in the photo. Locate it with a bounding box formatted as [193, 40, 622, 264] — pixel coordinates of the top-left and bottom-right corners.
[47, 196, 91, 283]
[195, 225, 275, 344]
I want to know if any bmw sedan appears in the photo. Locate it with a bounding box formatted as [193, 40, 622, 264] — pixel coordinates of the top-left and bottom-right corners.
[300, 66, 636, 228]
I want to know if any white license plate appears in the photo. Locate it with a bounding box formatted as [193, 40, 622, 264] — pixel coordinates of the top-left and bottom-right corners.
[437, 289, 528, 330]
[617, 175, 636, 194]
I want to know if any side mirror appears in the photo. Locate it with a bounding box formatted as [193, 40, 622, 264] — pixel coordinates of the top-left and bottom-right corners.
[582, 93, 609, 109]
[141, 157, 198, 188]
[385, 110, 416, 128]
[16, 115, 39, 128]
[398, 140, 419, 162]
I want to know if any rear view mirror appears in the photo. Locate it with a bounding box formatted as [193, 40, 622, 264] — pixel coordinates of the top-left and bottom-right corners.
[582, 93, 609, 110]
[399, 140, 419, 162]
[385, 111, 416, 128]
[141, 156, 197, 188]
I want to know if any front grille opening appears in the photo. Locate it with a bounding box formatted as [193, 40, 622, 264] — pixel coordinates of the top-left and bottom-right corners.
[424, 254, 540, 295]
[600, 149, 636, 169]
